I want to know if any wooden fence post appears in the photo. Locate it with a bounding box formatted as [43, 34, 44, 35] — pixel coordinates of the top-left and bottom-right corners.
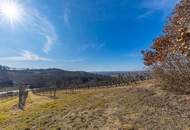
[18, 85, 28, 110]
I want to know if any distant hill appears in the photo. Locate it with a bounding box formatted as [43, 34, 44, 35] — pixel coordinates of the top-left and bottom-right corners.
[93, 71, 151, 77]
[0, 65, 112, 89]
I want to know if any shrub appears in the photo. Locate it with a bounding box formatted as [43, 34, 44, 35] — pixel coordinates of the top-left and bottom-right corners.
[152, 54, 190, 93]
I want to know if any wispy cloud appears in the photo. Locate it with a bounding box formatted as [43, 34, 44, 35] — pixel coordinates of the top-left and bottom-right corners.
[123, 52, 142, 58]
[21, 50, 52, 61]
[62, 58, 86, 63]
[64, 8, 71, 28]
[0, 50, 51, 61]
[138, 0, 180, 19]
[79, 42, 105, 52]
[4, 1, 58, 54]
[0, 1, 58, 54]
[137, 10, 154, 19]
[28, 9, 58, 54]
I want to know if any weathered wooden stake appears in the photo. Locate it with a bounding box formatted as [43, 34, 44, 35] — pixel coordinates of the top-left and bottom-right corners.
[18, 85, 28, 110]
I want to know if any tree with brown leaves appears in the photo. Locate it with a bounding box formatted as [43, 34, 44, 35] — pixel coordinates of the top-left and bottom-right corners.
[143, 0, 190, 66]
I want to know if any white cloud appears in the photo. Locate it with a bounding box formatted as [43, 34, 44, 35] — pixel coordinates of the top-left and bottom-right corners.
[79, 42, 105, 51]
[122, 52, 142, 60]
[62, 58, 86, 63]
[0, 50, 51, 61]
[64, 8, 71, 27]
[125, 52, 141, 58]
[137, 10, 154, 19]
[28, 9, 58, 54]
[21, 50, 51, 61]
[138, 0, 180, 19]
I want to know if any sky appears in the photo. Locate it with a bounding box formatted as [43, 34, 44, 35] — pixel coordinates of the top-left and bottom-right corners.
[0, 0, 179, 71]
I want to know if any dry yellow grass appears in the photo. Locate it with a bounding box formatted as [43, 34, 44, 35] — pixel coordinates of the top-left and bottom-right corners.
[0, 81, 190, 130]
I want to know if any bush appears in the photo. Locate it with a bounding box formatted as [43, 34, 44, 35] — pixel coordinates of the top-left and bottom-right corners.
[152, 54, 190, 93]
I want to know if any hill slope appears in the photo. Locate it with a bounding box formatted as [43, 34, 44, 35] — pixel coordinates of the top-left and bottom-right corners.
[0, 67, 112, 89]
[1, 81, 190, 130]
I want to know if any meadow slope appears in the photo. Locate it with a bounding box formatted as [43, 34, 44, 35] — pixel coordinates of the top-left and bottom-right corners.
[1, 81, 190, 130]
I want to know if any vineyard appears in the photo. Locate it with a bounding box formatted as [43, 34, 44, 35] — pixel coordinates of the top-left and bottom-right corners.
[1, 80, 190, 129]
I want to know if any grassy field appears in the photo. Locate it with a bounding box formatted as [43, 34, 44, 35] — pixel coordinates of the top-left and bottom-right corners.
[1, 81, 190, 130]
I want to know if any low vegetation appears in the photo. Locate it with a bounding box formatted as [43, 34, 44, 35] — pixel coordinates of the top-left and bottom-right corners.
[0, 81, 190, 129]
[153, 54, 190, 93]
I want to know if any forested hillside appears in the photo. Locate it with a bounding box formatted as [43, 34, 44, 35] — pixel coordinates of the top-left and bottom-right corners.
[0, 65, 113, 90]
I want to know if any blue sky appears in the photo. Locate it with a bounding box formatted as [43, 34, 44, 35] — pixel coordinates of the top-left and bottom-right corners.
[0, 0, 179, 71]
